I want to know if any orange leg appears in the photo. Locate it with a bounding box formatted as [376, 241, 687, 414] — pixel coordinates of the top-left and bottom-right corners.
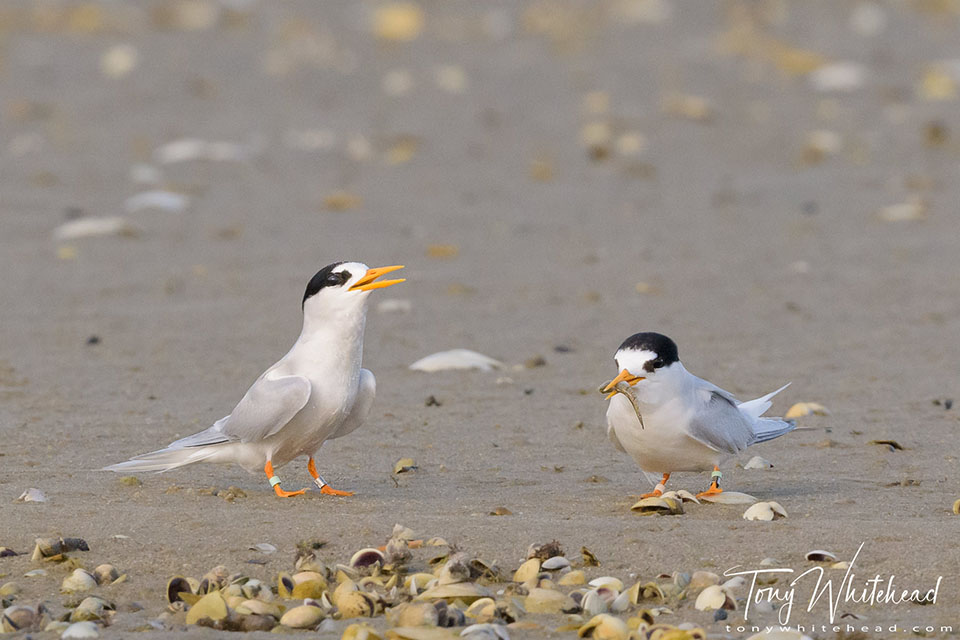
[264, 461, 307, 498]
[307, 457, 354, 496]
[641, 473, 670, 498]
[696, 466, 724, 498]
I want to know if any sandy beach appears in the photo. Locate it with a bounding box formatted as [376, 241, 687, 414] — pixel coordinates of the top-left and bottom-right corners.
[2, 1, 959, 638]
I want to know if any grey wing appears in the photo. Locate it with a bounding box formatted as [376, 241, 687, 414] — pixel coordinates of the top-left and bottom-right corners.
[329, 369, 376, 440]
[205, 374, 311, 444]
[684, 389, 755, 455]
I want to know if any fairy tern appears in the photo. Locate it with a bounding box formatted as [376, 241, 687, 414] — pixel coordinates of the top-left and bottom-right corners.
[105, 261, 404, 498]
[600, 332, 794, 498]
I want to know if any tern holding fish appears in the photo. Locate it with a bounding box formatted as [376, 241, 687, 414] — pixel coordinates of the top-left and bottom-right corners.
[105, 261, 404, 498]
[601, 332, 794, 498]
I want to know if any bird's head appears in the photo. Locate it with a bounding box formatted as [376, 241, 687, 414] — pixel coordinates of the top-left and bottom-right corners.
[602, 332, 680, 398]
[302, 261, 404, 318]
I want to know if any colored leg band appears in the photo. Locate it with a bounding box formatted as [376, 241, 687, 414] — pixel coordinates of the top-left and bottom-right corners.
[654, 483, 666, 494]
[711, 470, 722, 479]
[268, 476, 281, 487]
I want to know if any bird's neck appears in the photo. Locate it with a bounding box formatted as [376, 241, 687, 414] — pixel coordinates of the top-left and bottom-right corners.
[295, 305, 368, 373]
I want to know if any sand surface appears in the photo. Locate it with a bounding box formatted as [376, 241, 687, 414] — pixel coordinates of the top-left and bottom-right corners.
[2, 1, 959, 637]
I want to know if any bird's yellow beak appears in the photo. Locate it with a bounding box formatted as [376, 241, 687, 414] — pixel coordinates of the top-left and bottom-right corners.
[349, 265, 405, 292]
[602, 369, 645, 399]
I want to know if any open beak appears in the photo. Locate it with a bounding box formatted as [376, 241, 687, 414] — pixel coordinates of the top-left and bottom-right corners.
[602, 369, 645, 399]
[349, 265, 405, 292]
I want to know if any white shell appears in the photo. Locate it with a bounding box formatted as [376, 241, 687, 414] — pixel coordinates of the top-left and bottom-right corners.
[540, 556, 570, 571]
[784, 402, 830, 419]
[61, 570, 97, 593]
[694, 585, 734, 611]
[743, 501, 788, 521]
[743, 456, 773, 470]
[249, 543, 277, 554]
[15, 488, 47, 503]
[409, 349, 503, 372]
[805, 550, 838, 562]
[61, 621, 100, 639]
[698, 491, 757, 504]
[124, 191, 189, 214]
[53, 218, 132, 241]
[588, 577, 623, 591]
[461, 623, 510, 640]
[580, 590, 608, 617]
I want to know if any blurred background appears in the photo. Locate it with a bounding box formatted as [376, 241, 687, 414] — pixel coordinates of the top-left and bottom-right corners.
[1, 2, 959, 630]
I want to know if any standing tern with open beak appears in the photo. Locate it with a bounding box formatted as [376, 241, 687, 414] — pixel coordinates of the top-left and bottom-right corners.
[601, 332, 794, 499]
[105, 261, 404, 498]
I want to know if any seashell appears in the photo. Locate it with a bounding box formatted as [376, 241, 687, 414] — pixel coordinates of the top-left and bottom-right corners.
[338, 591, 379, 619]
[627, 609, 657, 628]
[688, 571, 719, 590]
[436, 601, 466, 627]
[185, 591, 228, 625]
[559, 570, 586, 586]
[351, 548, 386, 569]
[589, 577, 623, 591]
[343, 622, 384, 640]
[24, 569, 47, 578]
[536, 556, 569, 572]
[386, 627, 462, 640]
[805, 550, 837, 562]
[581, 590, 608, 616]
[743, 501, 788, 521]
[468, 559, 499, 582]
[333, 580, 359, 606]
[394, 458, 418, 474]
[0, 582, 20, 597]
[512, 558, 540, 583]
[166, 576, 193, 604]
[240, 578, 270, 600]
[759, 558, 780, 567]
[387, 601, 440, 627]
[61, 621, 100, 639]
[409, 350, 503, 372]
[277, 572, 295, 598]
[578, 613, 629, 639]
[831, 561, 850, 570]
[418, 583, 491, 604]
[292, 572, 328, 599]
[526, 540, 564, 561]
[52, 217, 133, 241]
[437, 552, 472, 585]
[32, 537, 88, 560]
[2, 605, 41, 632]
[697, 491, 757, 504]
[630, 496, 683, 515]
[694, 585, 736, 611]
[743, 456, 773, 470]
[15, 488, 47, 503]
[236, 599, 282, 618]
[70, 597, 113, 622]
[784, 402, 830, 419]
[953, 499, 960, 515]
[464, 598, 496, 621]
[461, 623, 510, 639]
[426, 537, 449, 547]
[199, 566, 230, 593]
[404, 573, 436, 595]
[674, 490, 700, 504]
[240, 614, 277, 632]
[124, 190, 189, 214]
[525, 588, 574, 614]
[722, 577, 747, 591]
[249, 543, 277, 554]
[610, 590, 632, 613]
[92, 565, 119, 585]
[61, 569, 98, 593]
[279, 604, 325, 629]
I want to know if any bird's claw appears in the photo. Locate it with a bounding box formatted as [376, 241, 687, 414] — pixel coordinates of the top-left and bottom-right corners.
[319, 485, 354, 496]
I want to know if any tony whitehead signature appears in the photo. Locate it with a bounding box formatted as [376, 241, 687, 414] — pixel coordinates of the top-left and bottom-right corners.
[725, 543, 943, 624]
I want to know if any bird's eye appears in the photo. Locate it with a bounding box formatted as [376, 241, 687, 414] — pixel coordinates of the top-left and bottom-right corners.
[326, 273, 342, 285]
[653, 358, 664, 369]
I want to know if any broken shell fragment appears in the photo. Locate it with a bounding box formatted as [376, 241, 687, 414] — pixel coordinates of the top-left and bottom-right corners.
[630, 496, 683, 515]
[280, 604, 325, 629]
[92, 564, 119, 585]
[578, 613, 629, 639]
[743, 501, 788, 521]
[784, 402, 830, 419]
[697, 491, 757, 504]
[167, 576, 193, 604]
[2, 605, 42, 632]
[394, 458, 418, 474]
[694, 585, 736, 611]
[32, 537, 89, 560]
[15, 488, 47, 503]
[70, 597, 112, 622]
[953, 499, 960, 515]
[806, 550, 837, 562]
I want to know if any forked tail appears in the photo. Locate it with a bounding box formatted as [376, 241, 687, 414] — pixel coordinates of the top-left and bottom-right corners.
[752, 417, 796, 444]
[103, 446, 219, 473]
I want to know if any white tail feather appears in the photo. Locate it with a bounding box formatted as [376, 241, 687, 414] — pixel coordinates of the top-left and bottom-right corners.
[103, 446, 220, 473]
[737, 382, 790, 419]
[752, 417, 796, 444]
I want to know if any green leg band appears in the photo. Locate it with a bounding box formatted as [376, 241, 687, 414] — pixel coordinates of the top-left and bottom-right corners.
[268, 476, 281, 487]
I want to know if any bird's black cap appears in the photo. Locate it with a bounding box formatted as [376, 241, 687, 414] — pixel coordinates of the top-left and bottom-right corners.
[617, 332, 679, 371]
[303, 261, 351, 307]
